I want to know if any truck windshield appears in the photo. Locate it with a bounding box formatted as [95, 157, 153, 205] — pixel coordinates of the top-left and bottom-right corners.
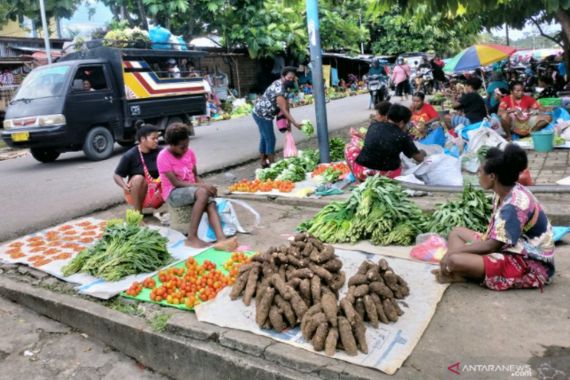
[13, 65, 71, 101]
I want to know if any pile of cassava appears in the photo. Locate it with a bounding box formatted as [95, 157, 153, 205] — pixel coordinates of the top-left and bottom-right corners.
[230, 233, 410, 356]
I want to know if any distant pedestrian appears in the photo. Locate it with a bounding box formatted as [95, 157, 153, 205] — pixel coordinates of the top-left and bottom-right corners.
[391, 58, 411, 101]
[253, 66, 301, 168]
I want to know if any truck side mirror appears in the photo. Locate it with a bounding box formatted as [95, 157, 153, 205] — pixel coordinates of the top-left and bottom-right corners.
[72, 79, 83, 91]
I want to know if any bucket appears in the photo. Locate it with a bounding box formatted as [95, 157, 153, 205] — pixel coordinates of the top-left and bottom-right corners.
[531, 130, 554, 153]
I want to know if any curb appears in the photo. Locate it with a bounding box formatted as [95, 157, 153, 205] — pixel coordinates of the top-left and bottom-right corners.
[0, 276, 394, 380]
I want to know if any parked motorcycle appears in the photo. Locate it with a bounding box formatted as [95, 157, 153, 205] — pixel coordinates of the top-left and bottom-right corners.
[368, 74, 391, 107]
[414, 67, 434, 94]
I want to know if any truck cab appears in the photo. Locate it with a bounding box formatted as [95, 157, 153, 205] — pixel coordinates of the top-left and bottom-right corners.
[2, 47, 208, 162]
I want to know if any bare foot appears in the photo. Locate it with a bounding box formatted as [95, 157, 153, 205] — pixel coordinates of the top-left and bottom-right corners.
[184, 237, 210, 249]
[431, 269, 466, 284]
[212, 236, 239, 252]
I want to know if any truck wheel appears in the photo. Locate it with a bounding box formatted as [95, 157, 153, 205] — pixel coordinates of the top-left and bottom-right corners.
[83, 126, 114, 161]
[30, 148, 60, 163]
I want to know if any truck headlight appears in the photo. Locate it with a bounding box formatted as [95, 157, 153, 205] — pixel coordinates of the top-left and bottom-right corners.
[37, 114, 66, 127]
[3, 119, 13, 129]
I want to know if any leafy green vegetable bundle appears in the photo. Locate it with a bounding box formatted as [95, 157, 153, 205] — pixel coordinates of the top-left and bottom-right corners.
[298, 176, 426, 245]
[255, 150, 319, 182]
[62, 210, 171, 281]
[425, 185, 493, 237]
[300, 120, 314, 137]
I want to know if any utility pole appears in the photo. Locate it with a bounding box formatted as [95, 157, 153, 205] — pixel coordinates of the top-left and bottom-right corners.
[505, 23, 510, 46]
[39, 0, 52, 64]
[306, 0, 330, 163]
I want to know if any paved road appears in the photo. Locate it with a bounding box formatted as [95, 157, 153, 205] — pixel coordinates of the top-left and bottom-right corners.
[1, 94, 371, 242]
[0, 295, 168, 380]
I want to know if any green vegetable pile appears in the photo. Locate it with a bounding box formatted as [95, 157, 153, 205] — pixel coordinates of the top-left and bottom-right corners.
[300, 120, 314, 137]
[321, 167, 342, 183]
[256, 150, 319, 182]
[425, 185, 493, 237]
[232, 103, 253, 117]
[329, 137, 346, 162]
[298, 176, 425, 245]
[554, 135, 566, 146]
[62, 210, 172, 281]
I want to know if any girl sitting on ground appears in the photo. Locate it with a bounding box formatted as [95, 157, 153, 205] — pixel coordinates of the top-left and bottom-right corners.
[433, 144, 555, 290]
[157, 123, 238, 250]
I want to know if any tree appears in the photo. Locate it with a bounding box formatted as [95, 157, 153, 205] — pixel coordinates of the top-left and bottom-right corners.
[368, 6, 480, 55]
[371, 0, 570, 63]
[0, 0, 80, 35]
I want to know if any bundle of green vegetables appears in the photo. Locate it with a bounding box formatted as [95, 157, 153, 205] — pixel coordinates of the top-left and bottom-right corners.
[298, 176, 426, 245]
[329, 137, 346, 162]
[425, 185, 493, 237]
[232, 103, 253, 117]
[300, 120, 314, 137]
[256, 151, 319, 182]
[62, 210, 171, 281]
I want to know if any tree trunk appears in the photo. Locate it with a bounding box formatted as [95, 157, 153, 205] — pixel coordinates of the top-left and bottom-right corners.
[136, 0, 149, 30]
[556, 9, 570, 71]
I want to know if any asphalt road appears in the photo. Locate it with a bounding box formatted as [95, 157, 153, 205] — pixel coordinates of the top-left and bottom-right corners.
[0, 94, 371, 242]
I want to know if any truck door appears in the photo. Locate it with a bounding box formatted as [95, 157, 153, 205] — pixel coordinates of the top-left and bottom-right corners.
[64, 64, 121, 146]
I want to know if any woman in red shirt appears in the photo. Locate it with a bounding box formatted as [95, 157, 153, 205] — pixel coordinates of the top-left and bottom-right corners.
[498, 81, 552, 140]
[408, 92, 441, 139]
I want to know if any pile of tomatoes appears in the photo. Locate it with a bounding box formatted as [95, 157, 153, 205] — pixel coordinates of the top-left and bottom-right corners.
[228, 179, 295, 193]
[125, 253, 252, 309]
[311, 163, 350, 177]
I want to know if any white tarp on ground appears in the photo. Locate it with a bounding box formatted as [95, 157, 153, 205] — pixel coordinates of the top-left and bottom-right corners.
[195, 249, 449, 375]
[0, 218, 207, 299]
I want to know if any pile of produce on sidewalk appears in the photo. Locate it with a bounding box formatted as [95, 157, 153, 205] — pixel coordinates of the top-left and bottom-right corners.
[62, 210, 172, 281]
[299, 176, 493, 246]
[229, 233, 410, 356]
[123, 251, 253, 309]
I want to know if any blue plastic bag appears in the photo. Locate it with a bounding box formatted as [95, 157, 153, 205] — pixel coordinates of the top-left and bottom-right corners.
[552, 226, 570, 242]
[419, 126, 446, 147]
[177, 36, 188, 51]
[149, 25, 171, 49]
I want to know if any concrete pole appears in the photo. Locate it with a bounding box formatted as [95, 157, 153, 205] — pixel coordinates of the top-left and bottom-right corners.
[38, 0, 52, 64]
[306, 0, 330, 163]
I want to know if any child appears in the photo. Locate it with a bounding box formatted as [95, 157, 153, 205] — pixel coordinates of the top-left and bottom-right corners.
[157, 123, 238, 250]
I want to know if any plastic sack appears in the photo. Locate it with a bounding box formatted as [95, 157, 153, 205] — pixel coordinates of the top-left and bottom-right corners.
[410, 233, 447, 263]
[197, 199, 260, 243]
[415, 141, 444, 156]
[461, 152, 480, 173]
[168, 35, 180, 50]
[466, 127, 508, 154]
[412, 154, 463, 186]
[284, 131, 298, 157]
[177, 36, 188, 51]
[149, 25, 172, 49]
[418, 126, 446, 147]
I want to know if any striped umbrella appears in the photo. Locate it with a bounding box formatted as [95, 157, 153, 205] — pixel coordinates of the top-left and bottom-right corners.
[444, 44, 516, 73]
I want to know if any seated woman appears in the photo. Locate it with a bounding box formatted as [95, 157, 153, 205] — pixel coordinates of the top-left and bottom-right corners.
[408, 92, 441, 140]
[444, 77, 488, 131]
[352, 104, 426, 182]
[114, 124, 164, 212]
[345, 101, 391, 180]
[157, 123, 238, 250]
[498, 81, 552, 140]
[433, 144, 555, 290]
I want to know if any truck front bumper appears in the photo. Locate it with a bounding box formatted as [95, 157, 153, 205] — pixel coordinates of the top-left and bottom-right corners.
[1, 125, 67, 149]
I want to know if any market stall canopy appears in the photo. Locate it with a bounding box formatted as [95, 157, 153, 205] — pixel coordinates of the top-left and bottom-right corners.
[511, 48, 563, 64]
[444, 44, 516, 73]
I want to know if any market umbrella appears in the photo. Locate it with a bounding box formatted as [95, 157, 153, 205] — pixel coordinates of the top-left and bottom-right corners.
[444, 44, 516, 73]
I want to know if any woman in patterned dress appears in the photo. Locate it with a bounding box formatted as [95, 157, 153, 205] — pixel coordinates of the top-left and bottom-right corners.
[252, 67, 301, 168]
[433, 144, 555, 290]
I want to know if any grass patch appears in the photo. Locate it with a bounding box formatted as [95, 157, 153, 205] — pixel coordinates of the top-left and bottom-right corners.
[105, 298, 144, 317]
[150, 313, 171, 332]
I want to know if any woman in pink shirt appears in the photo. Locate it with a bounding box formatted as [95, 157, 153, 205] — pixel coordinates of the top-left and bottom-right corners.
[391, 58, 411, 101]
[157, 123, 237, 250]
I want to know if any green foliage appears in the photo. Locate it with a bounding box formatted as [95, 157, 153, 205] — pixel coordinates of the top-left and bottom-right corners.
[150, 313, 171, 332]
[369, 6, 480, 55]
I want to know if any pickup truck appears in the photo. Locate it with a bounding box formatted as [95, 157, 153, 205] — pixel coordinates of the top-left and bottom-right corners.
[2, 46, 210, 162]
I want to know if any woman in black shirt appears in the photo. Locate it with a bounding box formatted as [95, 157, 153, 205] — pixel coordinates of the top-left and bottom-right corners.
[114, 125, 163, 212]
[354, 104, 426, 181]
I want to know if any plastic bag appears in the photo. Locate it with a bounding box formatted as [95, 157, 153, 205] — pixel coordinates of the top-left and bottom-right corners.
[467, 127, 508, 154]
[410, 233, 447, 263]
[418, 126, 446, 147]
[149, 25, 172, 49]
[412, 154, 463, 186]
[284, 131, 298, 157]
[197, 199, 260, 243]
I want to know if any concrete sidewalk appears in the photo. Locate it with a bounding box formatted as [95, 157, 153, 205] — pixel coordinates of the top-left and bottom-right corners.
[0, 197, 568, 380]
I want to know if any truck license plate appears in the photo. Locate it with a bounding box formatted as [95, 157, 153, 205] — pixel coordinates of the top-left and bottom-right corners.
[11, 132, 30, 142]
